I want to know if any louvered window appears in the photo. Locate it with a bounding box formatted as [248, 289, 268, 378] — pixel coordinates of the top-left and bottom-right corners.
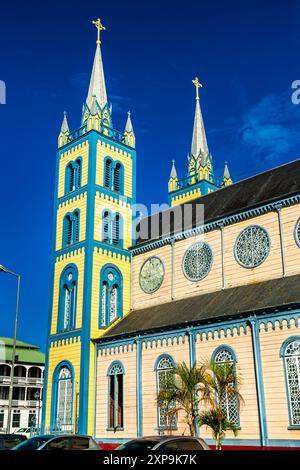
[114, 164, 121, 192]
[103, 211, 111, 243]
[105, 159, 112, 189]
[112, 214, 120, 245]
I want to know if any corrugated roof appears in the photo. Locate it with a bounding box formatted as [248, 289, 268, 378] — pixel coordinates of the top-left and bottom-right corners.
[135, 158, 300, 247]
[0, 338, 45, 365]
[98, 274, 300, 341]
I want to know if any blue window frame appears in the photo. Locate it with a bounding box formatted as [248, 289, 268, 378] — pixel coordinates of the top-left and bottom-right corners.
[102, 210, 123, 247]
[103, 158, 124, 194]
[63, 210, 79, 247]
[99, 265, 123, 327]
[280, 336, 300, 428]
[107, 361, 125, 430]
[57, 265, 78, 332]
[51, 362, 74, 432]
[212, 345, 240, 427]
[65, 158, 82, 194]
[155, 354, 177, 430]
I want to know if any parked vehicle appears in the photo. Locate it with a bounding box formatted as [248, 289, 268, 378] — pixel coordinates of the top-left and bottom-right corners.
[0, 434, 27, 450]
[115, 436, 210, 451]
[12, 434, 99, 450]
[13, 427, 37, 438]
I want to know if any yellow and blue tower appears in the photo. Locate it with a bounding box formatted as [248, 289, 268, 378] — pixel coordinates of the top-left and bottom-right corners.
[42, 19, 136, 435]
[168, 77, 232, 206]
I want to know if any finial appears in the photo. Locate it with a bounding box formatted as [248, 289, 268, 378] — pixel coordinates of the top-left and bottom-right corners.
[92, 18, 106, 45]
[192, 76, 202, 100]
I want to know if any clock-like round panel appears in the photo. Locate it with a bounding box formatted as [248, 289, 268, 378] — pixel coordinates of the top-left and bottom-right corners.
[294, 218, 300, 248]
[182, 242, 213, 282]
[139, 256, 164, 294]
[234, 225, 270, 268]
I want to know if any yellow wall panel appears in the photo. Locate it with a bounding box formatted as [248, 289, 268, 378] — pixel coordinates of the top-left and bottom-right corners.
[58, 141, 89, 198]
[56, 193, 87, 250]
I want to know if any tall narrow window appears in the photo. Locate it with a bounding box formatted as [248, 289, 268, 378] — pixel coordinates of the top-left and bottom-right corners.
[58, 266, 78, 332]
[108, 362, 124, 429]
[105, 159, 112, 189]
[156, 355, 176, 429]
[213, 347, 239, 426]
[65, 160, 82, 195]
[281, 338, 300, 426]
[99, 266, 122, 327]
[112, 214, 121, 246]
[63, 211, 79, 247]
[56, 367, 73, 432]
[113, 163, 123, 193]
[103, 211, 111, 243]
[75, 159, 82, 189]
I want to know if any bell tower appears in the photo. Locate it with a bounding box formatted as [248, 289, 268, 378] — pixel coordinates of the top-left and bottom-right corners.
[42, 19, 136, 435]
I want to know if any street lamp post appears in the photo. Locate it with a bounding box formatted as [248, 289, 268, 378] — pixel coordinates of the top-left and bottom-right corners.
[0, 265, 21, 434]
[34, 390, 41, 434]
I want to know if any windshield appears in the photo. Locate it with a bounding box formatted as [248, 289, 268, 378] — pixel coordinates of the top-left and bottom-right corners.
[13, 436, 52, 450]
[116, 440, 158, 451]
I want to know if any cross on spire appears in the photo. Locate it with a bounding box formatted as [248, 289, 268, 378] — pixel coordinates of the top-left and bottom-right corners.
[92, 18, 106, 45]
[192, 76, 202, 100]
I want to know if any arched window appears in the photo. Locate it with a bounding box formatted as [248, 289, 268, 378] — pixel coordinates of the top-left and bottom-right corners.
[281, 337, 300, 426]
[99, 265, 122, 327]
[113, 163, 123, 193]
[155, 355, 176, 429]
[112, 213, 122, 246]
[65, 159, 82, 195]
[213, 346, 239, 426]
[103, 210, 112, 243]
[108, 361, 124, 430]
[58, 266, 78, 332]
[104, 159, 112, 189]
[55, 365, 73, 432]
[63, 211, 79, 247]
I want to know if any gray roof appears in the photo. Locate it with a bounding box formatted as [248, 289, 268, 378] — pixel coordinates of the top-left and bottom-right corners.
[97, 274, 300, 342]
[135, 158, 300, 247]
[86, 43, 107, 110]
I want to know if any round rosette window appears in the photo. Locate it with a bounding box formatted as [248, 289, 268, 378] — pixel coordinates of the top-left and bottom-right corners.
[182, 241, 213, 282]
[139, 256, 165, 294]
[234, 225, 270, 268]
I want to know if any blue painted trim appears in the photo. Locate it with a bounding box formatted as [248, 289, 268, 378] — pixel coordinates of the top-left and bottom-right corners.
[99, 264, 123, 328]
[78, 132, 97, 434]
[211, 345, 240, 428]
[55, 241, 85, 257]
[58, 186, 87, 205]
[94, 241, 130, 259]
[62, 209, 81, 247]
[249, 316, 268, 447]
[136, 338, 143, 437]
[41, 146, 60, 433]
[107, 360, 125, 430]
[49, 329, 81, 341]
[154, 354, 177, 431]
[57, 264, 78, 333]
[280, 335, 300, 427]
[279, 335, 300, 357]
[95, 185, 133, 206]
[211, 344, 238, 362]
[50, 360, 75, 431]
[131, 194, 300, 255]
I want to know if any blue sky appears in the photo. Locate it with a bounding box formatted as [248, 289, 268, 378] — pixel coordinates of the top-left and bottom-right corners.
[1, 0, 300, 351]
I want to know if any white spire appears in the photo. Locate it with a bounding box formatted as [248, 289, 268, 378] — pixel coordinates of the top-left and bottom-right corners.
[223, 162, 231, 179]
[61, 111, 69, 133]
[86, 42, 107, 110]
[191, 77, 208, 159]
[125, 111, 134, 133]
[170, 160, 177, 179]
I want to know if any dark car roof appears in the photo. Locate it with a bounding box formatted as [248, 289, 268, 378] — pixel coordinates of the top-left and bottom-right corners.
[135, 436, 202, 441]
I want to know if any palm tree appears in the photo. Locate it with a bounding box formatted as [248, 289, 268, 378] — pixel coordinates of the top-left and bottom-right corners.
[198, 360, 244, 450]
[156, 362, 205, 436]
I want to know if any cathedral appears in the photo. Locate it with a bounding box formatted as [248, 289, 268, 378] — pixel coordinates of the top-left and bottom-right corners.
[42, 20, 300, 449]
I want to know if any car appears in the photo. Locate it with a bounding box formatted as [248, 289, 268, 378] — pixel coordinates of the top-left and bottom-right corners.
[0, 433, 27, 450]
[115, 436, 210, 451]
[12, 434, 100, 450]
[13, 427, 37, 438]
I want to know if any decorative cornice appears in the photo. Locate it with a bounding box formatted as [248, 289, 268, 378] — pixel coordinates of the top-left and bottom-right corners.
[131, 194, 300, 256]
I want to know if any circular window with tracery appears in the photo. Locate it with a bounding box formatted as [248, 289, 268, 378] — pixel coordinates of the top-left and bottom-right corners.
[139, 256, 165, 294]
[182, 242, 213, 282]
[234, 225, 270, 268]
[294, 218, 300, 248]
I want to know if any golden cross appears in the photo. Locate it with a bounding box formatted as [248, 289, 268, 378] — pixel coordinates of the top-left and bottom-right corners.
[92, 18, 106, 45]
[192, 76, 202, 100]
